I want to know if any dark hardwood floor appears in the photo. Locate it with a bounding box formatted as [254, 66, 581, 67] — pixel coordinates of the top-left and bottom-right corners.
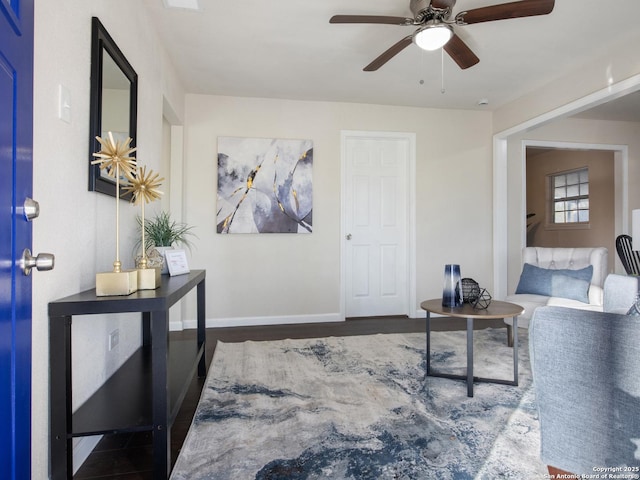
[74, 315, 506, 479]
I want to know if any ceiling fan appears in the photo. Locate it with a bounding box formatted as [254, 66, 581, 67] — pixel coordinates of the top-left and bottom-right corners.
[330, 0, 555, 71]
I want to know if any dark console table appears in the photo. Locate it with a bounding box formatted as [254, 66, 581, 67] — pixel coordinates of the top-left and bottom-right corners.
[49, 270, 206, 479]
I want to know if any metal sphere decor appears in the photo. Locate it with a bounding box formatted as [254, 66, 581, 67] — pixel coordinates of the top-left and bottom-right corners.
[472, 288, 492, 310]
[461, 278, 480, 304]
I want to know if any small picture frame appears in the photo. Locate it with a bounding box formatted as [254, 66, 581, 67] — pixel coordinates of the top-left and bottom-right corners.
[165, 249, 190, 276]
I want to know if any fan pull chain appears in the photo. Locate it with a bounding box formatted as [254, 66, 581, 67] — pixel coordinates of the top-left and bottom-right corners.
[441, 48, 446, 94]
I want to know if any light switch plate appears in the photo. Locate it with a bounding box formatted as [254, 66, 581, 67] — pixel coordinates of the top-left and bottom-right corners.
[58, 84, 71, 123]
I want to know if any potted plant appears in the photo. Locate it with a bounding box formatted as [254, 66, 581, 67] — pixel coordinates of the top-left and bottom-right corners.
[136, 211, 195, 273]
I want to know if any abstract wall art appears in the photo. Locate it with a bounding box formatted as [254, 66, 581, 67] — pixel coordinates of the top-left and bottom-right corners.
[216, 137, 313, 234]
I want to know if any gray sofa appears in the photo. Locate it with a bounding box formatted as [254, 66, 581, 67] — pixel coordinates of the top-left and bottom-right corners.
[529, 273, 640, 475]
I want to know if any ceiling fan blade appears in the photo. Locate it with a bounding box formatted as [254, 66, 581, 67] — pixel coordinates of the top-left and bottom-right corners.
[363, 35, 413, 71]
[443, 34, 480, 69]
[458, 0, 554, 25]
[330, 15, 413, 25]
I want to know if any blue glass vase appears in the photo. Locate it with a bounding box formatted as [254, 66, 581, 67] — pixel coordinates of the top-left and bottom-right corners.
[442, 264, 463, 307]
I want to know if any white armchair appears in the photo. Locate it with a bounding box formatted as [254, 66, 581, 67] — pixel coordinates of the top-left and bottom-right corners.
[504, 246, 609, 345]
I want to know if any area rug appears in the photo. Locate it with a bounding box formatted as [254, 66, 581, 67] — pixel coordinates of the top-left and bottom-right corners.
[171, 328, 545, 479]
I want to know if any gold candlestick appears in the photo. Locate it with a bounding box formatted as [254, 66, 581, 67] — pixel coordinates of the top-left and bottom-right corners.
[123, 165, 164, 290]
[91, 132, 138, 296]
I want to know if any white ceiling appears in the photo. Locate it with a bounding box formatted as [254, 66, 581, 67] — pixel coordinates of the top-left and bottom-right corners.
[143, 0, 640, 118]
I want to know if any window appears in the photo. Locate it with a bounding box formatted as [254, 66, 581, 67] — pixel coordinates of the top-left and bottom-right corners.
[550, 168, 589, 224]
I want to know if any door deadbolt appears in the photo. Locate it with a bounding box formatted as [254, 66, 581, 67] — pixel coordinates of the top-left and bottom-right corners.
[21, 197, 40, 221]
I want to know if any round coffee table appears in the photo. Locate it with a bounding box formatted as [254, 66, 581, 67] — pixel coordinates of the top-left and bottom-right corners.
[420, 299, 524, 397]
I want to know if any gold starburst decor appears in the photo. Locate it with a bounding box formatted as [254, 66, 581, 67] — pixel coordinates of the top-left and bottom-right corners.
[91, 132, 137, 179]
[92, 132, 139, 296]
[123, 165, 164, 290]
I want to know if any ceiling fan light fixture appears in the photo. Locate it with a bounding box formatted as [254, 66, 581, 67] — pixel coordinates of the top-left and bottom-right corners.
[414, 22, 453, 51]
[163, 0, 200, 10]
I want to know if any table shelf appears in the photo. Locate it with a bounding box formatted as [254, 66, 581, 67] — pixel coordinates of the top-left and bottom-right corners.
[71, 340, 203, 437]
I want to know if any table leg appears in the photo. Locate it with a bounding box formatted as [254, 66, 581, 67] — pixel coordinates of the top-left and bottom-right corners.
[466, 317, 474, 397]
[49, 315, 72, 480]
[197, 278, 206, 377]
[422, 305, 519, 396]
[142, 311, 151, 346]
[512, 315, 519, 385]
[425, 310, 431, 376]
[151, 310, 170, 479]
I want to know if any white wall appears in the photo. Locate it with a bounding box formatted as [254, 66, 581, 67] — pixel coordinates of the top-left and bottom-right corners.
[182, 95, 494, 325]
[31, 0, 184, 476]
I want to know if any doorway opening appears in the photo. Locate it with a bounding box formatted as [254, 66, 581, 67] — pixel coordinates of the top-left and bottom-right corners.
[162, 98, 188, 330]
[525, 145, 616, 258]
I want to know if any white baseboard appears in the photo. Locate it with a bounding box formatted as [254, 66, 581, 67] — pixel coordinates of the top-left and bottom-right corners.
[73, 435, 102, 475]
[172, 311, 433, 331]
[170, 320, 185, 331]
[176, 313, 343, 330]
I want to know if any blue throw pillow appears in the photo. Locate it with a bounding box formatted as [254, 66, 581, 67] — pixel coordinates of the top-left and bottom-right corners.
[515, 263, 593, 303]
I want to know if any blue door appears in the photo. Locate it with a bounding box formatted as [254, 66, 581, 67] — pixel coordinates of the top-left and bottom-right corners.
[1, 0, 35, 478]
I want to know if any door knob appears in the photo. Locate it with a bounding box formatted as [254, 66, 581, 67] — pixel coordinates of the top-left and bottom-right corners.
[20, 248, 55, 276]
[346, 233, 352, 240]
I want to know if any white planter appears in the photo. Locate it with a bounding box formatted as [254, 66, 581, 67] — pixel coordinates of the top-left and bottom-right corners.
[148, 246, 174, 274]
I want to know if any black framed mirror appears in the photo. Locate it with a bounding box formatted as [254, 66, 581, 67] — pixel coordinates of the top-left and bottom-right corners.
[88, 17, 138, 199]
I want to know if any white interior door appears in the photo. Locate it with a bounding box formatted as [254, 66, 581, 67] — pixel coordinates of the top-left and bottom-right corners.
[343, 132, 413, 317]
